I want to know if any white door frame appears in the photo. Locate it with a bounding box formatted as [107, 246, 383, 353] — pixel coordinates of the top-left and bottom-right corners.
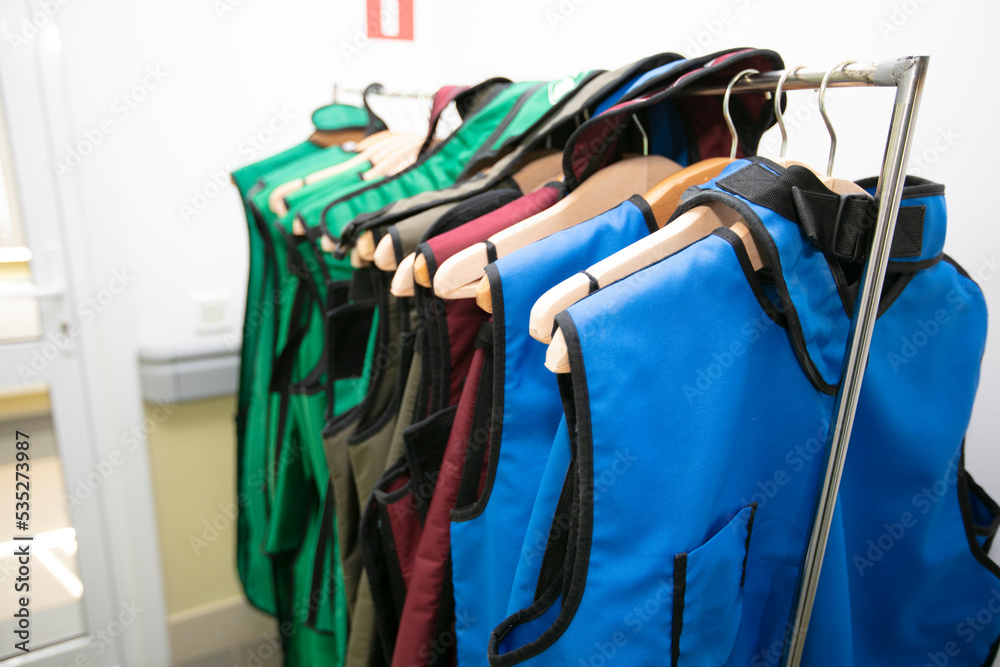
[0, 0, 169, 664]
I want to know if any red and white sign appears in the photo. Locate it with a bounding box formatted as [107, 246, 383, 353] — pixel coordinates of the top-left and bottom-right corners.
[367, 0, 414, 40]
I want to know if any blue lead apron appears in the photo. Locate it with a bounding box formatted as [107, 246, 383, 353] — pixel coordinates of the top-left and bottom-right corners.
[798, 174, 1000, 666]
[450, 197, 660, 667]
[449, 48, 786, 666]
[489, 159, 1000, 666]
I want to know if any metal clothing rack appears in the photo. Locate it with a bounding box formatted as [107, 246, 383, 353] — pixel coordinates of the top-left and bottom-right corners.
[332, 82, 449, 139]
[333, 82, 436, 101]
[681, 56, 929, 666]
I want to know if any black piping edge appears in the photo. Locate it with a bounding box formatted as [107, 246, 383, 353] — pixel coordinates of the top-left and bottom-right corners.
[303, 484, 336, 632]
[416, 242, 439, 282]
[451, 262, 505, 522]
[968, 472, 1000, 549]
[886, 254, 944, 273]
[671, 553, 687, 667]
[826, 256, 856, 316]
[246, 199, 283, 375]
[943, 254, 976, 283]
[563, 48, 783, 192]
[854, 175, 945, 200]
[825, 255, 918, 319]
[487, 311, 592, 666]
[460, 82, 548, 180]
[389, 224, 404, 265]
[628, 193, 660, 234]
[674, 187, 838, 395]
[741, 502, 758, 588]
[711, 228, 786, 328]
[984, 632, 1000, 667]
[373, 474, 415, 505]
[279, 226, 328, 391]
[957, 448, 1000, 580]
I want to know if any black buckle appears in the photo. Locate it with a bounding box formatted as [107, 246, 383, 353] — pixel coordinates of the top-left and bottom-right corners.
[823, 192, 874, 263]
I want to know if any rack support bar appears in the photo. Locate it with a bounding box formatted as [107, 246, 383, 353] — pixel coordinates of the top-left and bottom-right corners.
[781, 54, 930, 666]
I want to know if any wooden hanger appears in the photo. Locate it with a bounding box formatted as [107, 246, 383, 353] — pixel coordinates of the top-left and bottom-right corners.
[541, 63, 869, 372]
[541, 68, 767, 368]
[378, 148, 569, 274]
[354, 129, 397, 151]
[507, 150, 565, 194]
[361, 135, 423, 181]
[644, 157, 732, 224]
[433, 155, 682, 300]
[403, 154, 565, 286]
[350, 248, 370, 268]
[356, 231, 379, 261]
[521, 156, 731, 336]
[309, 127, 366, 148]
[273, 131, 413, 225]
[373, 235, 398, 271]
[543, 202, 763, 372]
[389, 253, 417, 296]
[367, 145, 566, 266]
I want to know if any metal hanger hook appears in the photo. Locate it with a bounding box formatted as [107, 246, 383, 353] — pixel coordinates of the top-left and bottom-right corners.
[724, 69, 759, 160]
[632, 113, 649, 156]
[819, 60, 857, 177]
[774, 66, 806, 158]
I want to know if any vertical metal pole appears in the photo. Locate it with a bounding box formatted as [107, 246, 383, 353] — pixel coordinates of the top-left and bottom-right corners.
[782, 55, 930, 667]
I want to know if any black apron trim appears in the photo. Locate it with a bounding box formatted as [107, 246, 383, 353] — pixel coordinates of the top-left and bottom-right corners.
[670, 553, 687, 667]
[672, 187, 837, 396]
[451, 263, 505, 522]
[629, 193, 660, 234]
[455, 323, 496, 512]
[486, 311, 592, 665]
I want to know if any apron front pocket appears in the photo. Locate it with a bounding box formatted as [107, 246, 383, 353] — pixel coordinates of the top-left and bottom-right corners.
[672, 503, 757, 666]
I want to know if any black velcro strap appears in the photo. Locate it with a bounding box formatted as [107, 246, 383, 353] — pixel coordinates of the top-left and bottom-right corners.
[484, 240, 498, 264]
[791, 187, 878, 262]
[717, 162, 924, 263]
[581, 271, 600, 294]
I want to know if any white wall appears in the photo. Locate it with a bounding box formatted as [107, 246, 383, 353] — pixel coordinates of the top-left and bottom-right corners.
[45, 0, 1000, 508]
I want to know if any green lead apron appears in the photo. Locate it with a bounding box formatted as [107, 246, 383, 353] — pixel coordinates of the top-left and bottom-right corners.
[238, 148, 370, 616]
[238, 154, 378, 667]
[233, 101, 374, 444]
[233, 103, 374, 615]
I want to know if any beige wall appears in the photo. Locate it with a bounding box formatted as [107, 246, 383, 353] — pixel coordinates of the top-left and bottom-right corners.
[146, 395, 243, 615]
[145, 395, 276, 664]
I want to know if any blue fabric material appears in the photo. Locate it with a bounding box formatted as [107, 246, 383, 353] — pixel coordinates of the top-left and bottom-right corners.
[804, 234, 998, 665]
[505, 417, 572, 618]
[860, 182, 948, 264]
[450, 199, 656, 667]
[593, 60, 687, 116]
[489, 160, 1000, 666]
[648, 101, 690, 167]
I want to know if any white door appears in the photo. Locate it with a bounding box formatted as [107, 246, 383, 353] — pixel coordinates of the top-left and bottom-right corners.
[0, 0, 166, 664]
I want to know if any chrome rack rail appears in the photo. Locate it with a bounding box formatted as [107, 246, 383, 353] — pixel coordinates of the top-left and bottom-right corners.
[679, 55, 930, 667]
